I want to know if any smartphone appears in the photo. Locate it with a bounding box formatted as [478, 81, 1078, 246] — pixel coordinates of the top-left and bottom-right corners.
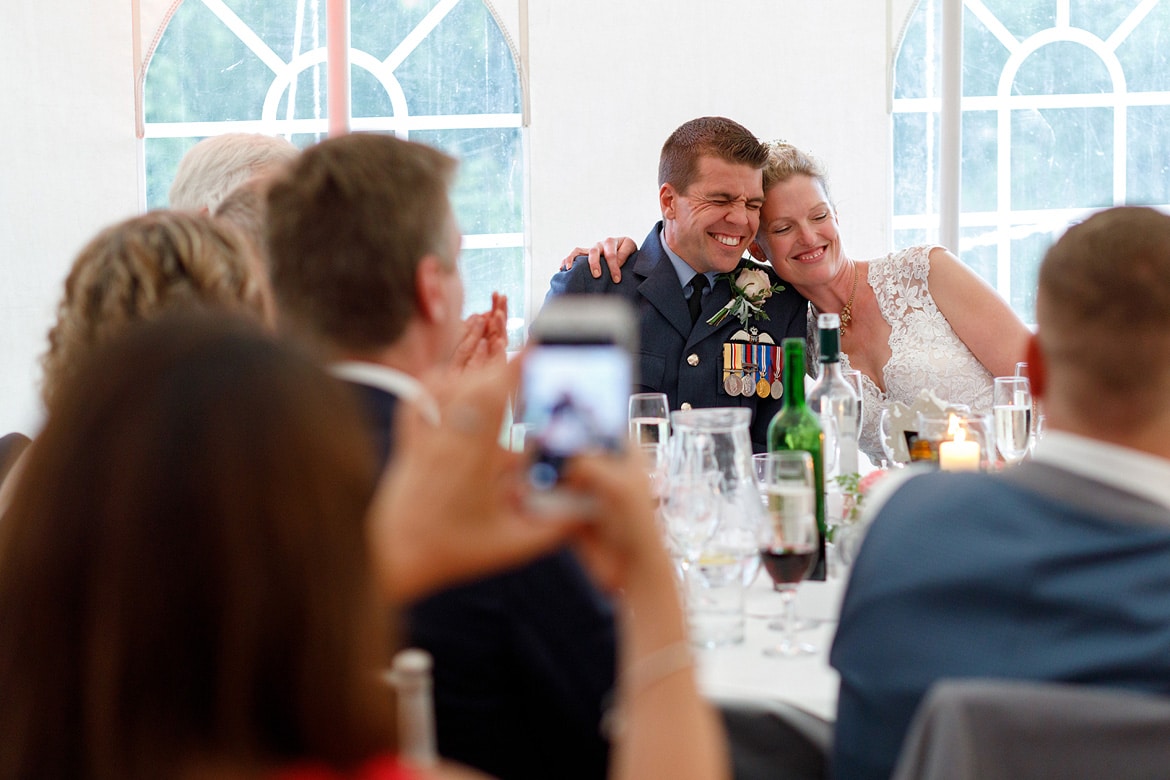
[520, 296, 637, 509]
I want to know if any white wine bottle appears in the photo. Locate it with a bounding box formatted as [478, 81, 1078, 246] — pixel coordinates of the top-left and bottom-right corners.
[807, 312, 860, 478]
[387, 648, 437, 768]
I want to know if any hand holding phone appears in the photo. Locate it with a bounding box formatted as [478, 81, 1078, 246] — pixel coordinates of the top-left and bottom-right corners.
[519, 296, 637, 513]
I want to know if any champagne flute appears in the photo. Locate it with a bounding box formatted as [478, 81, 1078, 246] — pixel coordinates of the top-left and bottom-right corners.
[842, 369, 864, 439]
[757, 451, 819, 657]
[994, 376, 1031, 466]
[1013, 362, 1040, 454]
[639, 442, 666, 505]
[629, 392, 670, 446]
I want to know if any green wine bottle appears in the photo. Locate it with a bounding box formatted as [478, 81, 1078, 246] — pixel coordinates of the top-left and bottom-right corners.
[768, 338, 827, 580]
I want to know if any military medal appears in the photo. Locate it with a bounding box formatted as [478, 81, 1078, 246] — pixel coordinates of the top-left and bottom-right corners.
[755, 343, 771, 397]
[769, 341, 784, 398]
[741, 339, 756, 397]
[722, 330, 783, 400]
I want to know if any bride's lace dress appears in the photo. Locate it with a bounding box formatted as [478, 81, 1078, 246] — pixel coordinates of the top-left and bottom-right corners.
[807, 246, 994, 462]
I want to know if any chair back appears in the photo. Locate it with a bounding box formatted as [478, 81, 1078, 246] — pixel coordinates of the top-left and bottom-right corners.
[893, 679, 1170, 780]
[716, 697, 831, 780]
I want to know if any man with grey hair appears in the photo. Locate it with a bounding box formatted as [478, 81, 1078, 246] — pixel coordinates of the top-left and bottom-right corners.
[830, 206, 1170, 779]
[169, 132, 299, 212]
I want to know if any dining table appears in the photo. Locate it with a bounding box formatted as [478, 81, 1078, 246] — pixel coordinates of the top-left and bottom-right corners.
[696, 572, 847, 722]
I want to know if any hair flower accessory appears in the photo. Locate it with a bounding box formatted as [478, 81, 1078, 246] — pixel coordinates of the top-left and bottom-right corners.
[706, 267, 785, 328]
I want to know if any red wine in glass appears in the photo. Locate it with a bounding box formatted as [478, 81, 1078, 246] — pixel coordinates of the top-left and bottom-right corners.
[760, 545, 817, 585]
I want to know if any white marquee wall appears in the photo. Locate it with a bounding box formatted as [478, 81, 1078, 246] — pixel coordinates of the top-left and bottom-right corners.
[0, 0, 918, 436]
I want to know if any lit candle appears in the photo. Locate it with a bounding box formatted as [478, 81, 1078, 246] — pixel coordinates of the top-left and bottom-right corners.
[939, 416, 980, 472]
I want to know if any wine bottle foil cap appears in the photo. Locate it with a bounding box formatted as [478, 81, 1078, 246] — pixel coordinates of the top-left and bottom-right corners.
[817, 312, 841, 329]
[818, 317, 841, 362]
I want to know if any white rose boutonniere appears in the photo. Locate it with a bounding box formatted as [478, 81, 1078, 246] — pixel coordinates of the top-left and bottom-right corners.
[706, 267, 785, 328]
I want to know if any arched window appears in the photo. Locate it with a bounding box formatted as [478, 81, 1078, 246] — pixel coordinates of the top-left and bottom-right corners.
[142, 0, 527, 342]
[892, 0, 1170, 322]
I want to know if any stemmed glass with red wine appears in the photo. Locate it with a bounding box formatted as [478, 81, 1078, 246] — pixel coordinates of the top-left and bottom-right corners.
[757, 451, 820, 658]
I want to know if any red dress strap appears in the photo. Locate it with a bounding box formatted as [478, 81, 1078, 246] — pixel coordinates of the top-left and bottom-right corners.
[273, 754, 417, 780]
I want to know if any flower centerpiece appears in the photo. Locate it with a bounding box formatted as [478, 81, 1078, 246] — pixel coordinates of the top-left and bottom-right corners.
[706, 267, 785, 328]
[833, 469, 891, 528]
[828, 468, 891, 568]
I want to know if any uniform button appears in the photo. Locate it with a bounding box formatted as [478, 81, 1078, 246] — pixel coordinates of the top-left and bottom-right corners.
[680, 402, 693, 411]
[686, 353, 700, 366]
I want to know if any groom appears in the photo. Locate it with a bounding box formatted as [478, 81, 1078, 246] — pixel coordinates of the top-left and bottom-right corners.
[547, 116, 807, 452]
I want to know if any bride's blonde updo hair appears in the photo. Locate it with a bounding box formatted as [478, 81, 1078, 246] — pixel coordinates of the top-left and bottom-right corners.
[41, 210, 269, 408]
[762, 141, 835, 206]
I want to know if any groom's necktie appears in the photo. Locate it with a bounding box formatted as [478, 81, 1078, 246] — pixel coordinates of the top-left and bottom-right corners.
[686, 274, 708, 325]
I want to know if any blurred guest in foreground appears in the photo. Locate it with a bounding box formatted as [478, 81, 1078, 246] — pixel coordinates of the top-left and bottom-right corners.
[169, 132, 299, 213]
[0, 313, 727, 780]
[830, 206, 1170, 779]
[266, 132, 614, 779]
[562, 141, 1029, 461]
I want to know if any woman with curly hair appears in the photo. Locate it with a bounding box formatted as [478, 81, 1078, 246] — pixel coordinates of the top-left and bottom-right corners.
[39, 209, 270, 408]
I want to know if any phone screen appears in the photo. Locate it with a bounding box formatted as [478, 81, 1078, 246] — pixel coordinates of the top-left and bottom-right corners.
[521, 340, 631, 491]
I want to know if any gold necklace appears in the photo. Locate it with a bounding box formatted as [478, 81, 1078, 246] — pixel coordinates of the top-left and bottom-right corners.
[839, 263, 859, 335]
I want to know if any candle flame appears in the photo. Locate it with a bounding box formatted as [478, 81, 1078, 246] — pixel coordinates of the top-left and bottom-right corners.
[948, 413, 966, 443]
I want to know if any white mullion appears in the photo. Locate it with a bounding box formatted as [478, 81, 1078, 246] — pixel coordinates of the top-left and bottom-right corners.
[996, 95, 1012, 300]
[939, 0, 962, 253]
[924, 0, 937, 241]
[1055, 0, 1070, 29]
[144, 112, 524, 138]
[895, 205, 1099, 231]
[965, 0, 1019, 51]
[462, 233, 524, 250]
[1115, 96, 1127, 205]
[288, 0, 307, 126]
[351, 112, 523, 131]
[200, 0, 287, 75]
[1107, 0, 1160, 51]
[897, 92, 1170, 111]
[384, 0, 461, 71]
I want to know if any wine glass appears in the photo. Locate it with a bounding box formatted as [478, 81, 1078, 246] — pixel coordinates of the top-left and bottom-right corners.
[628, 392, 670, 446]
[878, 408, 908, 467]
[660, 435, 721, 572]
[842, 369, 864, 439]
[993, 376, 1031, 466]
[757, 451, 820, 657]
[659, 470, 721, 573]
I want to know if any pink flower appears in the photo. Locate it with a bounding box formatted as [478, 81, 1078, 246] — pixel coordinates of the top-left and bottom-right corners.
[857, 468, 890, 496]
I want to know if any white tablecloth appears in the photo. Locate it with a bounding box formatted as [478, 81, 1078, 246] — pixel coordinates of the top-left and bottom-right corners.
[697, 576, 845, 722]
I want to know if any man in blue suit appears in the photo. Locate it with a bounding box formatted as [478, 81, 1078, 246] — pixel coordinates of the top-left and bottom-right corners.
[266, 133, 617, 780]
[548, 117, 807, 452]
[830, 206, 1170, 779]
